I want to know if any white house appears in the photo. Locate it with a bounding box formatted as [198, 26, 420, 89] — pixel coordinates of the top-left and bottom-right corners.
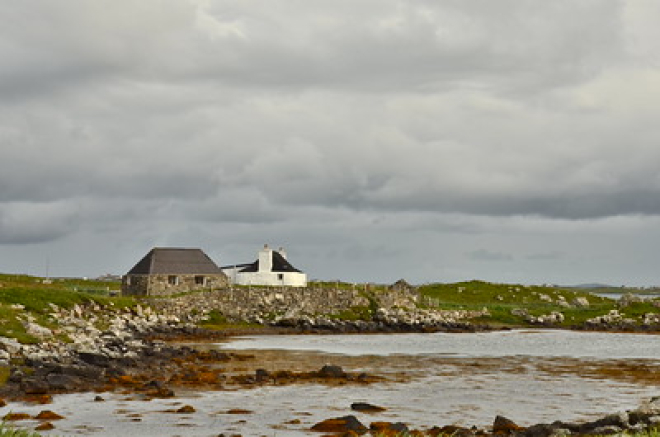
[222, 245, 307, 287]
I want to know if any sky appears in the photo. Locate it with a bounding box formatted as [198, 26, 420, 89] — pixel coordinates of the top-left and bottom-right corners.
[2, 1, 660, 286]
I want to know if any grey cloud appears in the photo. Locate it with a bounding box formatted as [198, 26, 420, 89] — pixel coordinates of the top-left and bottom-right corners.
[0, 202, 79, 244]
[526, 251, 564, 261]
[0, 1, 624, 100]
[467, 249, 513, 262]
[1, 0, 659, 287]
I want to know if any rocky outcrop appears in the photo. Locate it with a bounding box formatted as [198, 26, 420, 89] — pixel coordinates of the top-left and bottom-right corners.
[526, 311, 565, 325]
[308, 398, 660, 436]
[0, 302, 210, 399]
[586, 309, 637, 328]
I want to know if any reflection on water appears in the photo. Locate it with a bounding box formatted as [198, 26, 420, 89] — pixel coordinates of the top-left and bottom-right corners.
[220, 329, 660, 359]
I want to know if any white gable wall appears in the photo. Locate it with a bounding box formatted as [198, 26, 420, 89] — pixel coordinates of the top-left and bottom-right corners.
[236, 270, 307, 287]
[222, 246, 307, 287]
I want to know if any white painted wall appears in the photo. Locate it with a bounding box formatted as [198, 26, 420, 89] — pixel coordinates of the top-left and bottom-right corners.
[221, 245, 307, 287]
[235, 270, 307, 287]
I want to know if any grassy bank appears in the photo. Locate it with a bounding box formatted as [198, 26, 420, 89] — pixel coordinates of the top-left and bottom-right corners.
[418, 280, 659, 328]
[0, 423, 42, 437]
[0, 274, 133, 343]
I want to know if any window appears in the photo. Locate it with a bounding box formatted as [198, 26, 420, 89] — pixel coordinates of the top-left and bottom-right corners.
[277, 274, 284, 281]
[195, 276, 205, 286]
[168, 275, 178, 286]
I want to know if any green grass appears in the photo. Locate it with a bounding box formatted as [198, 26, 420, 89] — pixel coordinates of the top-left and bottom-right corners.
[0, 423, 42, 437]
[328, 305, 373, 321]
[199, 310, 264, 331]
[0, 274, 138, 343]
[418, 280, 633, 327]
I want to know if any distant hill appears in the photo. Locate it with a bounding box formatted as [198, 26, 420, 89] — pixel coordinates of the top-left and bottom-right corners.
[565, 283, 617, 289]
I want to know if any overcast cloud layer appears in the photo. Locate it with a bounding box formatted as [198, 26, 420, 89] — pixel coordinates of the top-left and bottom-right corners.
[2, 1, 660, 285]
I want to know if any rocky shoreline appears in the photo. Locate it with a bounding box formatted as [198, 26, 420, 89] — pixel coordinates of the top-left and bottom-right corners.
[309, 400, 660, 436]
[0, 298, 658, 399]
[0, 297, 659, 435]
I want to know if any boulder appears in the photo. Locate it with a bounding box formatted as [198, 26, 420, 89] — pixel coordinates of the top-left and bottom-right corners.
[318, 365, 346, 378]
[22, 379, 50, 395]
[351, 402, 387, 413]
[493, 415, 524, 433]
[25, 322, 53, 339]
[370, 421, 409, 434]
[0, 337, 22, 354]
[35, 410, 65, 420]
[35, 422, 55, 431]
[572, 297, 590, 308]
[255, 368, 270, 382]
[46, 374, 81, 391]
[311, 415, 368, 434]
[176, 405, 196, 414]
[77, 352, 110, 367]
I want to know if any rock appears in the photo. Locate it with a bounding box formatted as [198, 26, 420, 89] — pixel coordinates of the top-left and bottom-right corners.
[78, 352, 110, 367]
[351, 402, 387, 413]
[582, 412, 629, 431]
[493, 415, 524, 433]
[0, 336, 22, 354]
[619, 293, 643, 307]
[0, 349, 10, 364]
[318, 365, 346, 378]
[24, 322, 53, 339]
[35, 410, 65, 420]
[46, 374, 81, 391]
[572, 297, 590, 308]
[255, 368, 270, 382]
[511, 309, 529, 317]
[370, 421, 409, 434]
[94, 395, 105, 402]
[225, 409, 253, 414]
[35, 422, 55, 431]
[429, 425, 476, 437]
[311, 415, 368, 434]
[589, 425, 622, 435]
[3, 412, 31, 421]
[22, 379, 50, 395]
[176, 405, 196, 413]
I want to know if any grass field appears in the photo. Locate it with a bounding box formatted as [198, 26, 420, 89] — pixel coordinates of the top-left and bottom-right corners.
[0, 274, 131, 343]
[417, 280, 658, 327]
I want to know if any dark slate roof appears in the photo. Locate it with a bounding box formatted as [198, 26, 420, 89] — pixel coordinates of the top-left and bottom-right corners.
[220, 263, 253, 270]
[126, 248, 223, 275]
[239, 250, 302, 273]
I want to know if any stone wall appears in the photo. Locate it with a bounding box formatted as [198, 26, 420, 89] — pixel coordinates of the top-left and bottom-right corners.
[122, 274, 229, 297]
[147, 286, 419, 322]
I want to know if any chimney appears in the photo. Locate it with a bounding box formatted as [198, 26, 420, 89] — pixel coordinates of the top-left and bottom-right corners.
[258, 244, 273, 272]
[278, 247, 287, 259]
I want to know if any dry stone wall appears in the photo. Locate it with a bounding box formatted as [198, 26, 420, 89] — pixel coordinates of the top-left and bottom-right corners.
[147, 286, 421, 323]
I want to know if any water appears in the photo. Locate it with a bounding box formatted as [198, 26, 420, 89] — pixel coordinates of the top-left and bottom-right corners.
[4, 330, 660, 436]
[592, 292, 660, 300]
[219, 329, 660, 359]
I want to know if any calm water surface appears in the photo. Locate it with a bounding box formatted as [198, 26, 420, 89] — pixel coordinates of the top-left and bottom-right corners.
[220, 329, 660, 359]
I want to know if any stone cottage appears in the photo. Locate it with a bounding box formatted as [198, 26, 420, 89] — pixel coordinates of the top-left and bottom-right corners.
[222, 244, 307, 287]
[122, 247, 228, 296]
